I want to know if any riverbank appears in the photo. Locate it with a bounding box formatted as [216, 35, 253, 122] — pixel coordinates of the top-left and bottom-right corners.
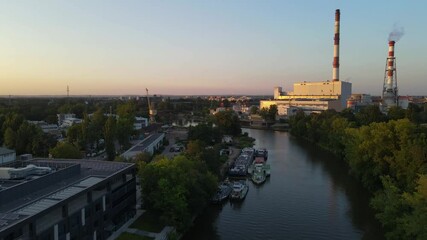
[242, 124, 289, 132]
[183, 128, 383, 240]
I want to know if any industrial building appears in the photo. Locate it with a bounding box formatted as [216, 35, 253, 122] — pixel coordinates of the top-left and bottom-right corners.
[260, 9, 352, 117]
[0, 159, 136, 240]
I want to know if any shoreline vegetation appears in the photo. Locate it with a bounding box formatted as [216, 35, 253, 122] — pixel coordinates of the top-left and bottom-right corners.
[137, 110, 255, 238]
[288, 105, 427, 240]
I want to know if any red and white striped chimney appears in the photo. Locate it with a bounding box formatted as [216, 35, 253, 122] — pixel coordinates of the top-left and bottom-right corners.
[386, 41, 395, 90]
[332, 9, 340, 82]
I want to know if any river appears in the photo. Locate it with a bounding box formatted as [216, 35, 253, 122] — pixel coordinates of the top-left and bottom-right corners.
[182, 129, 384, 240]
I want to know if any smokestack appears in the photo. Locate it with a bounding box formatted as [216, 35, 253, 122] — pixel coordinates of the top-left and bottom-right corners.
[332, 9, 340, 82]
[386, 41, 395, 90]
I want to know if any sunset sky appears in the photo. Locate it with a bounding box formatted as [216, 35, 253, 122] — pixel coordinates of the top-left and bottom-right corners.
[0, 0, 426, 96]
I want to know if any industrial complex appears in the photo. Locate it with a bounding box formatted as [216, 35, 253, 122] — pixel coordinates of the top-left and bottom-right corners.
[260, 9, 408, 117]
[260, 9, 352, 117]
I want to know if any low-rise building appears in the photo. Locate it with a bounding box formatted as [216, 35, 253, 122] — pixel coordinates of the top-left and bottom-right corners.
[134, 117, 149, 130]
[0, 159, 136, 240]
[121, 133, 165, 159]
[0, 148, 16, 165]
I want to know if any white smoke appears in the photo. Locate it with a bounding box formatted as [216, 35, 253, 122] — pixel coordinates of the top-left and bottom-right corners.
[388, 24, 405, 42]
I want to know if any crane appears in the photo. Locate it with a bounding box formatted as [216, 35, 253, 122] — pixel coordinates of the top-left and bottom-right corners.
[146, 88, 156, 123]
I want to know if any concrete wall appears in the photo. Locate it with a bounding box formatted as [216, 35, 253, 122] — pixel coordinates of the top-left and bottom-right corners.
[292, 81, 343, 96]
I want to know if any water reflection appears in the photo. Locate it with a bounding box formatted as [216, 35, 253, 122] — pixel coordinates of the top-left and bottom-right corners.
[183, 129, 384, 240]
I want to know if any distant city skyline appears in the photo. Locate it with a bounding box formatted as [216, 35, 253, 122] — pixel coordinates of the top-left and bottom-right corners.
[1, 0, 426, 96]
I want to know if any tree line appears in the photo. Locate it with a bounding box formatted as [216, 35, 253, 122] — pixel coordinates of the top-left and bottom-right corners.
[137, 110, 244, 233]
[289, 104, 427, 240]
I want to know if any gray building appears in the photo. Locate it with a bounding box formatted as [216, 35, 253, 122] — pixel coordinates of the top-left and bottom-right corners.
[0, 148, 16, 165]
[0, 159, 136, 240]
[121, 133, 165, 159]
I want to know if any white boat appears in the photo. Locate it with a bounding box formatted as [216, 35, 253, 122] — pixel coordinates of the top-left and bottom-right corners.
[230, 180, 249, 200]
[249, 157, 270, 184]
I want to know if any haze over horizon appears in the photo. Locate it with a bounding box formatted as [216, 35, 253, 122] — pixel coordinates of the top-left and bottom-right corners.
[1, 0, 426, 96]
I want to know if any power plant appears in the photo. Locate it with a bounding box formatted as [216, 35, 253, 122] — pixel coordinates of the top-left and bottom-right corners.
[381, 40, 399, 110]
[260, 9, 351, 116]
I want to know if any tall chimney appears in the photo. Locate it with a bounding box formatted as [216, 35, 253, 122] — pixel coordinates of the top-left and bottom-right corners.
[332, 9, 340, 82]
[386, 41, 395, 90]
[382, 40, 398, 110]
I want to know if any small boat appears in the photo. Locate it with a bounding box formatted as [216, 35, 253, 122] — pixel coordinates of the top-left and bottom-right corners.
[256, 148, 268, 160]
[230, 180, 249, 200]
[211, 182, 232, 203]
[249, 157, 270, 184]
[252, 164, 266, 184]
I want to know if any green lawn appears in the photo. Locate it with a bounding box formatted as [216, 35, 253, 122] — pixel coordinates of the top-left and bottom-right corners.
[116, 232, 154, 240]
[129, 210, 165, 233]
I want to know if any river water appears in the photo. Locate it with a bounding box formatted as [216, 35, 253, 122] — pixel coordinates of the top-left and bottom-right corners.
[183, 129, 384, 240]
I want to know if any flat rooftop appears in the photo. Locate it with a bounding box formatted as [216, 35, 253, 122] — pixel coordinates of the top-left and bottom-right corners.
[122, 133, 164, 157]
[0, 159, 134, 232]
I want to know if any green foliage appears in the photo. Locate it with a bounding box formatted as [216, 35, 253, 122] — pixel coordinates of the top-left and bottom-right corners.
[235, 133, 255, 148]
[188, 123, 221, 145]
[355, 105, 387, 126]
[104, 116, 116, 161]
[50, 142, 82, 159]
[185, 140, 221, 176]
[139, 155, 217, 232]
[116, 102, 136, 150]
[213, 110, 241, 136]
[289, 107, 427, 239]
[116, 232, 154, 240]
[129, 210, 165, 233]
[249, 106, 259, 115]
[388, 106, 406, 120]
[134, 152, 152, 163]
[259, 105, 278, 122]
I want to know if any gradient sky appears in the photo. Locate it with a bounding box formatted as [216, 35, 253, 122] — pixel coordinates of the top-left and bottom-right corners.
[0, 0, 426, 96]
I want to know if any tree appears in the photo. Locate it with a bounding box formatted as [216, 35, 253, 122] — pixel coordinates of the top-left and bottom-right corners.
[67, 124, 82, 147]
[2, 113, 24, 132]
[4, 127, 17, 150]
[188, 124, 221, 145]
[139, 155, 217, 232]
[134, 152, 151, 163]
[50, 142, 82, 159]
[213, 110, 241, 136]
[116, 101, 136, 149]
[92, 108, 107, 147]
[104, 116, 116, 161]
[355, 105, 387, 126]
[268, 104, 278, 120]
[388, 106, 406, 120]
[249, 106, 259, 115]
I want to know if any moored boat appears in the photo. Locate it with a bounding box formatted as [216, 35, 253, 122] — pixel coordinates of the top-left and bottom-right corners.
[228, 148, 255, 177]
[256, 148, 268, 160]
[230, 180, 249, 200]
[211, 182, 232, 203]
[249, 157, 271, 184]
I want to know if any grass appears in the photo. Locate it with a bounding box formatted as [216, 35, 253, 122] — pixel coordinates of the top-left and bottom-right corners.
[116, 232, 154, 240]
[129, 210, 165, 233]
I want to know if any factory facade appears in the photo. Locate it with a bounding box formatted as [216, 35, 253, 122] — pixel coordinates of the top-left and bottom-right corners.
[261, 81, 351, 117]
[260, 9, 351, 117]
[0, 159, 136, 240]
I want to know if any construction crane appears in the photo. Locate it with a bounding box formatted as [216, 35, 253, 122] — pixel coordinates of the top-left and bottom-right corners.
[146, 88, 156, 123]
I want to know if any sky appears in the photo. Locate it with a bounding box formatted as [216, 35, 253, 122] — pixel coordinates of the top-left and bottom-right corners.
[0, 0, 426, 96]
